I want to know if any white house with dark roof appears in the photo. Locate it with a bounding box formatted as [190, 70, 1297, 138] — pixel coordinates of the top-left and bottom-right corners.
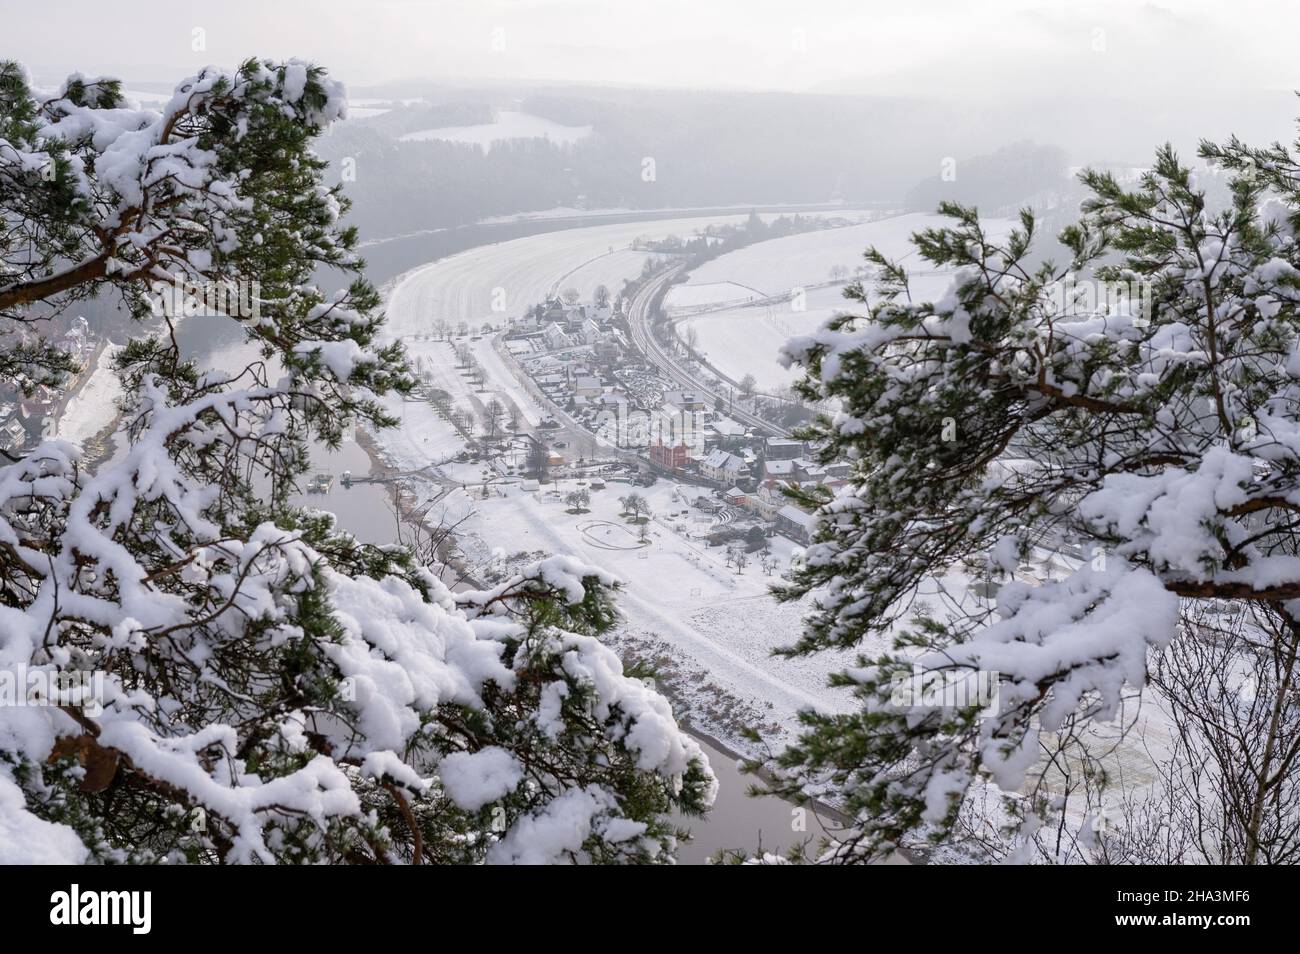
[701, 448, 746, 484]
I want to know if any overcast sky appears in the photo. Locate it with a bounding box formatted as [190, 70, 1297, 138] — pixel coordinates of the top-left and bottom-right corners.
[9, 0, 1298, 99]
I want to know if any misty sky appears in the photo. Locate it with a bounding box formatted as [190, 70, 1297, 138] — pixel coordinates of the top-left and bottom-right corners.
[9, 0, 1298, 99]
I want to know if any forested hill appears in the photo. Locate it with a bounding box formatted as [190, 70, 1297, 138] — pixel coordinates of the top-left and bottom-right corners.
[314, 86, 975, 238]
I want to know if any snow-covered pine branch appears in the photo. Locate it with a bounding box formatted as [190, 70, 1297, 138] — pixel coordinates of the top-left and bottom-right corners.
[0, 60, 712, 864]
[771, 127, 1300, 861]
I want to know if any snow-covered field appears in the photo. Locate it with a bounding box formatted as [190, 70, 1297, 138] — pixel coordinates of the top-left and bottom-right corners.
[673, 213, 1014, 390]
[665, 212, 966, 310]
[380, 385, 466, 471]
[399, 110, 593, 149]
[382, 333, 555, 468]
[682, 285, 851, 391]
[551, 248, 654, 301]
[54, 344, 122, 446]
[413, 478, 865, 747]
[382, 212, 764, 335]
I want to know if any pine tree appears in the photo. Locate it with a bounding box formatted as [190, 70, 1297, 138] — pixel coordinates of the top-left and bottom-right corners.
[770, 117, 1300, 862]
[0, 59, 712, 864]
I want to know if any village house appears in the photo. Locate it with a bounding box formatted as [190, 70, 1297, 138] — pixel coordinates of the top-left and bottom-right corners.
[0, 410, 26, 454]
[741, 484, 783, 521]
[722, 486, 748, 508]
[700, 448, 747, 485]
[572, 376, 604, 399]
[592, 333, 623, 364]
[541, 322, 571, 351]
[510, 310, 541, 331]
[662, 389, 708, 413]
[707, 416, 748, 446]
[763, 458, 798, 484]
[17, 399, 48, 445]
[795, 460, 826, 483]
[541, 299, 569, 324]
[647, 399, 701, 471]
[792, 459, 852, 485]
[765, 437, 806, 460]
[562, 306, 590, 334]
[650, 395, 704, 465]
[649, 439, 691, 471]
[776, 504, 817, 544]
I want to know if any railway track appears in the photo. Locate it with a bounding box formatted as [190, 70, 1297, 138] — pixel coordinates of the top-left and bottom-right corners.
[625, 267, 792, 439]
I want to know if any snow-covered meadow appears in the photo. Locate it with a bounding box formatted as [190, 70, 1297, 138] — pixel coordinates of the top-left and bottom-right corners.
[671, 213, 1014, 390]
[53, 343, 122, 447]
[399, 110, 593, 149]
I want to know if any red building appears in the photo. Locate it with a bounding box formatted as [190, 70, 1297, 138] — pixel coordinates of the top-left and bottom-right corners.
[649, 441, 691, 470]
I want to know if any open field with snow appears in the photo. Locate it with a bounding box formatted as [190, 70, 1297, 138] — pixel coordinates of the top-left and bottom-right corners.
[415, 478, 867, 747]
[54, 344, 122, 447]
[399, 110, 593, 149]
[382, 212, 789, 335]
[681, 285, 850, 391]
[664, 212, 963, 310]
[674, 213, 1014, 390]
[382, 211, 886, 337]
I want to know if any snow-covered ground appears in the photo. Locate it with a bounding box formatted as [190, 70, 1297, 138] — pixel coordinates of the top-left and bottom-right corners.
[673, 213, 1014, 390]
[411, 478, 866, 748]
[380, 385, 466, 471]
[399, 110, 593, 149]
[682, 285, 851, 391]
[551, 248, 655, 301]
[382, 212, 762, 335]
[382, 333, 556, 469]
[665, 212, 966, 310]
[54, 343, 122, 446]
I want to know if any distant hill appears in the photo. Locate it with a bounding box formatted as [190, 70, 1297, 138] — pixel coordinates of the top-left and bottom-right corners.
[904, 142, 1068, 216]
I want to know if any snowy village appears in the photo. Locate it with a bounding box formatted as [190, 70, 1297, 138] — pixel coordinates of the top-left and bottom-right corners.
[0, 1, 1294, 921]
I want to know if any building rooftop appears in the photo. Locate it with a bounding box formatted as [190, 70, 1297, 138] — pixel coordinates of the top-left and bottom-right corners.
[777, 504, 817, 528]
